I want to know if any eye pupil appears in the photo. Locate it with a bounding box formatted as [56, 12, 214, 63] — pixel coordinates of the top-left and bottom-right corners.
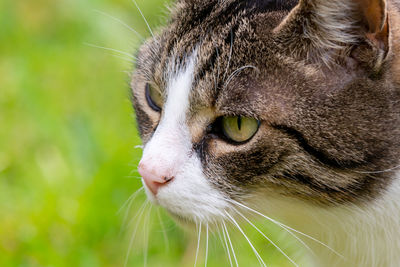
[237, 116, 242, 130]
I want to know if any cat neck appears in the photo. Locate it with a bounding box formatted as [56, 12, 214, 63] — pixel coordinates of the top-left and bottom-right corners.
[256, 172, 400, 267]
[307, 174, 400, 267]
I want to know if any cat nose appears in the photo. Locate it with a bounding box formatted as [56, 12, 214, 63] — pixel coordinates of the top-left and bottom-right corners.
[138, 161, 174, 195]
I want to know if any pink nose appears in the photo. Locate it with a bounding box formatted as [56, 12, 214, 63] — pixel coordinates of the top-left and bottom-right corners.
[138, 161, 174, 195]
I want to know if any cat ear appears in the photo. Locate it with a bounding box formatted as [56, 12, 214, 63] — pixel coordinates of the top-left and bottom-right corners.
[279, 0, 389, 67]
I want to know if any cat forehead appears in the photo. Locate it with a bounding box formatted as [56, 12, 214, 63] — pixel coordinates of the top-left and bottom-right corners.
[138, 4, 305, 97]
[134, 0, 306, 88]
[143, 0, 297, 65]
[137, 41, 321, 124]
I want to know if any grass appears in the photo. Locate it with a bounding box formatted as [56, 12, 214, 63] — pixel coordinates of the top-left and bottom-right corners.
[0, 0, 306, 266]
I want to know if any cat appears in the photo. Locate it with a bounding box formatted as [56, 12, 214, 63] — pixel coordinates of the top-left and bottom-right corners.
[130, 0, 400, 266]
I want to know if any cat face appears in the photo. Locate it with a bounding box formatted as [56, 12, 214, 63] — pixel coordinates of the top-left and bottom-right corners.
[131, 0, 400, 224]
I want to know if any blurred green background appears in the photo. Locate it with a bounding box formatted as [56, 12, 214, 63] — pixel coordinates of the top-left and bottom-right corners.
[0, 0, 305, 266]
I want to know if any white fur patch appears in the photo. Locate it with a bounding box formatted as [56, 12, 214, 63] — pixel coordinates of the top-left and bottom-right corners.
[141, 50, 228, 223]
[252, 172, 400, 266]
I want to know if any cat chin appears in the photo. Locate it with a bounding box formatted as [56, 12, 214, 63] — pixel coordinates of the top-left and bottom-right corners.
[154, 197, 228, 225]
[166, 212, 198, 230]
[143, 186, 229, 226]
[167, 212, 228, 233]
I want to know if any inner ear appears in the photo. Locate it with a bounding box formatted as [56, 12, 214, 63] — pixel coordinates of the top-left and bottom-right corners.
[358, 0, 387, 33]
[358, 0, 389, 51]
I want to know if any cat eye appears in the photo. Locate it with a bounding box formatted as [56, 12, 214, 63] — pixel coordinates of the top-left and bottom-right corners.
[221, 116, 260, 143]
[145, 83, 163, 112]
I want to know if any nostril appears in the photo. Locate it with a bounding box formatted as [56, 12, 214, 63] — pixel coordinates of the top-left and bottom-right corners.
[163, 176, 174, 182]
[144, 177, 172, 196]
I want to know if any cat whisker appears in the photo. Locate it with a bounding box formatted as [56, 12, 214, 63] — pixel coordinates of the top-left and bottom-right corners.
[224, 65, 258, 88]
[122, 70, 133, 76]
[211, 45, 221, 92]
[126, 163, 141, 178]
[216, 47, 221, 82]
[223, 29, 234, 81]
[110, 54, 137, 63]
[228, 199, 344, 259]
[118, 186, 144, 216]
[120, 194, 147, 237]
[135, 145, 144, 150]
[194, 221, 202, 267]
[128, 155, 142, 164]
[233, 207, 299, 267]
[220, 222, 233, 267]
[227, 199, 314, 254]
[128, 199, 147, 224]
[223, 221, 239, 267]
[215, 224, 224, 251]
[213, 60, 218, 91]
[205, 223, 209, 267]
[143, 205, 153, 267]
[124, 175, 142, 180]
[156, 208, 170, 252]
[225, 212, 267, 267]
[131, 0, 154, 37]
[93, 9, 145, 40]
[127, 163, 141, 168]
[354, 164, 400, 174]
[124, 200, 150, 267]
[84, 42, 136, 60]
[215, 223, 224, 250]
[125, 169, 140, 179]
[126, 196, 150, 229]
[216, 224, 230, 266]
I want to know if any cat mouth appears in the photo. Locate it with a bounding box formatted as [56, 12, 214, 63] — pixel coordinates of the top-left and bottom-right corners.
[157, 200, 227, 223]
[164, 206, 231, 231]
[139, 160, 231, 224]
[166, 210, 198, 226]
[153, 188, 230, 224]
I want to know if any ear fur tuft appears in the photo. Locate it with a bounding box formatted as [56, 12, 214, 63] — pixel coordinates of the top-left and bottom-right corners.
[281, 0, 389, 68]
[303, 0, 363, 65]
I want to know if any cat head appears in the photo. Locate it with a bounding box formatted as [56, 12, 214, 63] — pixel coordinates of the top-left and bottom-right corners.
[131, 0, 400, 224]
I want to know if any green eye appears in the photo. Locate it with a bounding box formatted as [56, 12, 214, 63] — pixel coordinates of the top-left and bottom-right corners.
[145, 83, 163, 111]
[221, 116, 260, 143]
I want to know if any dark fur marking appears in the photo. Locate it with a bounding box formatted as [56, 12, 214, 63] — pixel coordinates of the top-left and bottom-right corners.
[272, 124, 367, 169]
[280, 172, 337, 192]
[130, 88, 153, 139]
[244, 0, 299, 12]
